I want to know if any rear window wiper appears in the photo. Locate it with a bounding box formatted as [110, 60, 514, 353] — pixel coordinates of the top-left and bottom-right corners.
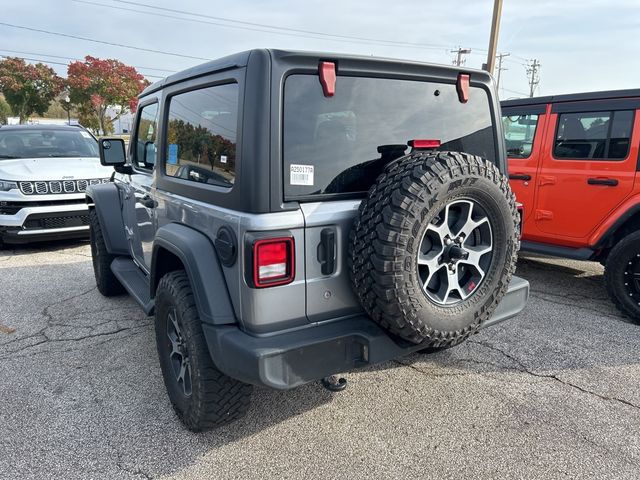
[0, 155, 20, 159]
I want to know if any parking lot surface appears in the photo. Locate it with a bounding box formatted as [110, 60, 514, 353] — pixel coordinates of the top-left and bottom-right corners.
[1, 241, 639, 480]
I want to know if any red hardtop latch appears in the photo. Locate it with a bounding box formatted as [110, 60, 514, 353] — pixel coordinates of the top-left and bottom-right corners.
[457, 73, 470, 103]
[319, 61, 336, 97]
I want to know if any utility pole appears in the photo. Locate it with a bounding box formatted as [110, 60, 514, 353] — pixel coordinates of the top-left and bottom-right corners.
[451, 47, 471, 67]
[495, 52, 510, 90]
[526, 59, 541, 97]
[485, 0, 504, 74]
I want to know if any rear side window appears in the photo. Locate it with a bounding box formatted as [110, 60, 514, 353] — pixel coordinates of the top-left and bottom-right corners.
[164, 83, 238, 188]
[134, 103, 159, 171]
[283, 75, 496, 199]
[503, 113, 539, 158]
[554, 110, 634, 160]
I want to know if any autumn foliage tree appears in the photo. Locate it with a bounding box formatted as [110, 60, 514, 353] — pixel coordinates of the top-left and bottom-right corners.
[67, 56, 149, 134]
[0, 57, 64, 123]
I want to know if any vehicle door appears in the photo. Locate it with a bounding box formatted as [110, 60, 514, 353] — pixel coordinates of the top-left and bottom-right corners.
[122, 99, 160, 271]
[502, 104, 547, 230]
[535, 101, 638, 241]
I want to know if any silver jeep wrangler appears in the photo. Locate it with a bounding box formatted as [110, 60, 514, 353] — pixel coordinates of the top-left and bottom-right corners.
[88, 49, 529, 432]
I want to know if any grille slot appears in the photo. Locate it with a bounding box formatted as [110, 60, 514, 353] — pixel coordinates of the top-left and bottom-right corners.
[18, 179, 108, 195]
[49, 181, 62, 194]
[19, 182, 34, 194]
[35, 182, 48, 194]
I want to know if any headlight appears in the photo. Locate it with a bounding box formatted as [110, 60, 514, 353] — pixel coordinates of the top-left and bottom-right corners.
[0, 180, 18, 192]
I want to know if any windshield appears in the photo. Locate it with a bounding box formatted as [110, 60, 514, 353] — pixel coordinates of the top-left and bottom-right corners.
[0, 129, 98, 160]
[283, 75, 496, 199]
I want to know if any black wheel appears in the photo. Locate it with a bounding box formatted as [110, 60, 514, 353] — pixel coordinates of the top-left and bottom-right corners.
[155, 270, 253, 432]
[604, 231, 640, 324]
[349, 151, 519, 346]
[89, 208, 125, 296]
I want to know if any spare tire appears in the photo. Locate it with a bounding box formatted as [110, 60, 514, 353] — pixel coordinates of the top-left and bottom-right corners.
[349, 151, 519, 346]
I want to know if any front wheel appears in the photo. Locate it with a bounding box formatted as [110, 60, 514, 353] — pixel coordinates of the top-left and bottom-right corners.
[604, 231, 640, 324]
[89, 209, 125, 296]
[155, 270, 253, 431]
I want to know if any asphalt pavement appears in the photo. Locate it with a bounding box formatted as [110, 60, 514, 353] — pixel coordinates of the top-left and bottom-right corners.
[1, 241, 638, 479]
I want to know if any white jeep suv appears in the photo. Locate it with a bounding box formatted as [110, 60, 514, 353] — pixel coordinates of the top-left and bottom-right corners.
[0, 124, 113, 247]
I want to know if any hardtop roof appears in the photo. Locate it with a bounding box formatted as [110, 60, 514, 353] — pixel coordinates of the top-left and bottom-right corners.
[501, 88, 640, 108]
[140, 48, 491, 98]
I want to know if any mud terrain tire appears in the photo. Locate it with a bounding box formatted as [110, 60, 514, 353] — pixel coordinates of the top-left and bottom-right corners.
[349, 151, 519, 346]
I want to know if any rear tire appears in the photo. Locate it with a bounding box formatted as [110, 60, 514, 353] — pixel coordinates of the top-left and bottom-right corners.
[89, 209, 125, 296]
[604, 231, 640, 324]
[349, 151, 519, 346]
[155, 270, 253, 432]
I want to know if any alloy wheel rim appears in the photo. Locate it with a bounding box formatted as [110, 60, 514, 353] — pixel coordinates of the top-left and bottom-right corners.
[166, 308, 192, 397]
[623, 253, 640, 304]
[417, 199, 494, 305]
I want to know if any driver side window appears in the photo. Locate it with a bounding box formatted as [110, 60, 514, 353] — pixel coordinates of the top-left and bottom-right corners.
[134, 103, 159, 171]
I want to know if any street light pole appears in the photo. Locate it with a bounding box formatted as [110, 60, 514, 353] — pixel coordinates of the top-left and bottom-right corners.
[485, 0, 504, 75]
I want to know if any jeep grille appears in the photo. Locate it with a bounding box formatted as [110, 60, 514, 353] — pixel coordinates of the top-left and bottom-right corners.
[19, 179, 109, 196]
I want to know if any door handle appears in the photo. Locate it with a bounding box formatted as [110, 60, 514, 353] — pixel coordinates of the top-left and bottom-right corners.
[587, 178, 618, 186]
[317, 228, 336, 276]
[140, 194, 157, 208]
[509, 174, 532, 181]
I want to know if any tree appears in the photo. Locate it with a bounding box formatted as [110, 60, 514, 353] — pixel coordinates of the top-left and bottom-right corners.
[0, 58, 63, 123]
[0, 95, 11, 124]
[67, 56, 149, 134]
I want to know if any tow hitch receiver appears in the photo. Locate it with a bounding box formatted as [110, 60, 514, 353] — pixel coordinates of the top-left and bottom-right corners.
[321, 375, 348, 392]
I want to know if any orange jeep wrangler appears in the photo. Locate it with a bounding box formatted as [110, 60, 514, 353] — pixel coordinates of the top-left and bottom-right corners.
[502, 89, 640, 323]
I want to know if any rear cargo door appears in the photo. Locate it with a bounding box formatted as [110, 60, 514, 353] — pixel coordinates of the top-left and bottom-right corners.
[281, 71, 499, 323]
[300, 201, 363, 323]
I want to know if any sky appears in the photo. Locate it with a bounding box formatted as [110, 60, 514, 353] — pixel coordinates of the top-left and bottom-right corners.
[1, 0, 639, 99]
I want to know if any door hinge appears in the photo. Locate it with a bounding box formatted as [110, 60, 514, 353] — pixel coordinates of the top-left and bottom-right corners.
[539, 176, 556, 186]
[535, 210, 553, 221]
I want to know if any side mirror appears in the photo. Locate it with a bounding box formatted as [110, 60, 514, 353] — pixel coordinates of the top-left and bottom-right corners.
[99, 138, 127, 167]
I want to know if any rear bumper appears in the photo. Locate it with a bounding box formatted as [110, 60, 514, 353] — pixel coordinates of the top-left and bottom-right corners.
[203, 276, 529, 390]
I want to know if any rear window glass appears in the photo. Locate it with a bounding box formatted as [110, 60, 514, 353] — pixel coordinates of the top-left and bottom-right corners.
[283, 75, 496, 198]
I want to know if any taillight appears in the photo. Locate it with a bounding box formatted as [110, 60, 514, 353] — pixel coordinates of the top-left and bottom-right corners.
[253, 237, 295, 288]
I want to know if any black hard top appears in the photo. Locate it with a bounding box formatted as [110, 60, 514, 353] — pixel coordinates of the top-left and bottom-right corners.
[140, 48, 490, 98]
[501, 88, 640, 108]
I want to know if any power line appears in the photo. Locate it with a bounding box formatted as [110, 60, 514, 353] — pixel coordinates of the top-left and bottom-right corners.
[106, 0, 454, 50]
[0, 54, 164, 79]
[73, 0, 452, 51]
[0, 48, 176, 73]
[0, 22, 210, 61]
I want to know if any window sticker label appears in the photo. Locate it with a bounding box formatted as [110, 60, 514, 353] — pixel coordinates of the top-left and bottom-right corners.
[168, 144, 179, 165]
[220, 155, 228, 164]
[290, 164, 314, 186]
[80, 131, 91, 138]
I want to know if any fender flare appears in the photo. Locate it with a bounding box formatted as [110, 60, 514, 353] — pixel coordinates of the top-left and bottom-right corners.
[151, 223, 236, 325]
[592, 200, 640, 249]
[85, 183, 129, 256]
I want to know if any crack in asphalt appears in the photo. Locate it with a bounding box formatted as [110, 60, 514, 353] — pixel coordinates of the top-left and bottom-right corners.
[0, 285, 152, 359]
[0, 325, 152, 360]
[466, 339, 640, 411]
